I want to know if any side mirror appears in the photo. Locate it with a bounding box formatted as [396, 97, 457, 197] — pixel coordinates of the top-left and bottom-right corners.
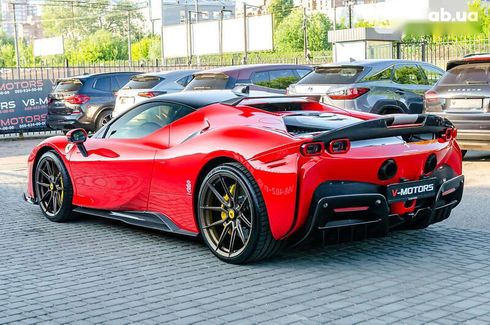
[66, 128, 88, 157]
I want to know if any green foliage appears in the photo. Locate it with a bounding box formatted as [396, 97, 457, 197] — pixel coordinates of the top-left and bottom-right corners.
[355, 19, 391, 28]
[131, 36, 161, 61]
[274, 9, 331, 53]
[66, 30, 127, 63]
[267, 0, 294, 26]
[254, 76, 298, 89]
[41, 0, 144, 40]
[469, 0, 490, 37]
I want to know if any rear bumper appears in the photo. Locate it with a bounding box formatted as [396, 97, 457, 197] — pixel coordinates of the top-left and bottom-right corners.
[47, 114, 92, 131]
[293, 175, 464, 246]
[455, 130, 490, 150]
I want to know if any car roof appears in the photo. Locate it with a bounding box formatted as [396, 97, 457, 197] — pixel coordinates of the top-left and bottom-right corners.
[317, 59, 434, 68]
[153, 90, 241, 109]
[193, 64, 312, 75]
[60, 71, 140, 81]
[137, 69, 200, 78]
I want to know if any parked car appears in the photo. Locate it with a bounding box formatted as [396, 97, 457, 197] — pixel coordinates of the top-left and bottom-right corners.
[424, 54, 490, 151]
[287, 59, 445, 115]
[47, 72, 138, 132]
[113, 69, 198, 118]
[184, 64, 312, 93]
[25, 90, 463, 264]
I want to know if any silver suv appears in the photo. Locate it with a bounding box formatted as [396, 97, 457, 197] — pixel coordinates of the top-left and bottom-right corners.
[424, 54, 490, 151]
[288, 59, 444, 115]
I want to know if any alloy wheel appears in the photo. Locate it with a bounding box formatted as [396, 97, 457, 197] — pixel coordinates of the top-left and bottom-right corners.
[35, 157, 64, 217]
[199, 171, 254, 258]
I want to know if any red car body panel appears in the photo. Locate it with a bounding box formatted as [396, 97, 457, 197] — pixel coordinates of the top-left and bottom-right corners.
[26, 95, 463, 240]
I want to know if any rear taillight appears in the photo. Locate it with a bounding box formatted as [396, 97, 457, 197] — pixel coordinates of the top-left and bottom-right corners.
[442, 127, 457, 141]
[327, 138, 350, 154]
[137, 91, 165, 98]
[300, 142, 324, 156]
[327, 88, 369, 100]
[66, 94, 90, 105]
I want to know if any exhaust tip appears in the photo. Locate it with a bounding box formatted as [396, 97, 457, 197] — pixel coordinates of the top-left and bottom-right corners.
[378, 159, 397, 180]
[424, 154, 437, 174]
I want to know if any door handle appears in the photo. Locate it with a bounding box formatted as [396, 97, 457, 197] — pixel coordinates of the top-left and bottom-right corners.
[394, 89, 405, 95]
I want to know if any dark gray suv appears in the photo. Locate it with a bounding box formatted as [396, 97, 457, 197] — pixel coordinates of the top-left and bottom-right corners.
[288, 59, 444, 115]
[424, 54, 490, 151]
[47, 72, 138, 132]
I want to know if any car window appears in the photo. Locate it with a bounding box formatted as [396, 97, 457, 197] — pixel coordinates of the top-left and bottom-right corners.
[362, 66, 393, 82]
[251, 71, 270, 84]
[185, 73, 229, 90]
[297, 69, 311, 78]
[421, 65, 443, 85]
[253, 69, 300, 89]
[105, 102, 194, 139]
[54, 79, 83, 93]
[297, 66, 364, 84]
[393, 64, 426, 85]
[116, 75, 134, 88]
[438, 62, 490, 85]
[176, 75, 191, 87]
[93, 77, 112, 92]
[123, 75, 163, 90]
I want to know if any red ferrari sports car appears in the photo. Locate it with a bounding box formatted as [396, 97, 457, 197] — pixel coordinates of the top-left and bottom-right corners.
[24, 90, 464, 264]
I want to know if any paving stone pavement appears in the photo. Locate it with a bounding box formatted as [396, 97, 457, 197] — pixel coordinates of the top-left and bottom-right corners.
[1, 142, 490, 324]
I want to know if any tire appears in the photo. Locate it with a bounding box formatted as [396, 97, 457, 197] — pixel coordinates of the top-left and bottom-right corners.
[95, 110, 112, 131]
[197, 162, 283, 264]
[34, 151, 74, 222]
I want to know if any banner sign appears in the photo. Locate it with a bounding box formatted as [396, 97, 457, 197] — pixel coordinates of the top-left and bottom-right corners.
[0, 79, 53, 133]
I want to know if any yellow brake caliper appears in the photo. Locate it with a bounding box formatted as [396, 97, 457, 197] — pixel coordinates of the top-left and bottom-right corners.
[220, 184, 236, 233]
[59, 175, 64, 203]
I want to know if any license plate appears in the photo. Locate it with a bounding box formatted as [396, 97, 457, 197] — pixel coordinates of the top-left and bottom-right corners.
[448, 98, 482, 109]
[386, 178, 437, 203]
[120, 97, 134, 105]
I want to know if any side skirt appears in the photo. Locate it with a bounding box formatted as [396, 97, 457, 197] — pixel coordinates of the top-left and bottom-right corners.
[73, 207, 198, 237]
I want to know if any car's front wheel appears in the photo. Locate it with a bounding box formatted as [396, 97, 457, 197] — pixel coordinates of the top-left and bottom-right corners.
[34, 151, 74, 222]
[197, 163, 282, 264]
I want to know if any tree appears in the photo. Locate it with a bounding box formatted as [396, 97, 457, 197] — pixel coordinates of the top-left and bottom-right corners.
[66, 30, 127, 63]
[267, 0, 294, 26]
[41, 0, 144, 40]
[131, 36, 161, 61]
[469, 0, 490, 37]
[274, 9, 331, 52]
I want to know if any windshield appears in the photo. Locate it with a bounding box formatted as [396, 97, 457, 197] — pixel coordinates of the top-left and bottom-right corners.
[185, 73, 229, 90]
[439, 62, 490, 85]
[54, 79, 83, 92]
[297, 66, 364, 84]
[122, 75, 163, 90]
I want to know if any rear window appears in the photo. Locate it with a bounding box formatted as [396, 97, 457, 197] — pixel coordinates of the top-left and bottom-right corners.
[297, 66, 364, 84]
[54, 79, 83, 92]
[439, 62, 490, 85]
[185, 73, 229, 90]
[122, 75, 163, 90]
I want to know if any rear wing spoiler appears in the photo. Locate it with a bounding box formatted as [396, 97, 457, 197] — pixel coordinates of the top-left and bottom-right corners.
[312, 114, 454, 144]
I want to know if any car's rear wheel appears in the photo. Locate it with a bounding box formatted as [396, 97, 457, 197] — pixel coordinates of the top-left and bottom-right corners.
[96, 110, 112, 131]
[197, 163, 282, 264]
[35, 151, 74, 222]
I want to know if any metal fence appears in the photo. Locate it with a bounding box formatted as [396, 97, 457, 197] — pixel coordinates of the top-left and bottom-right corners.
[394, 39, 490, 68]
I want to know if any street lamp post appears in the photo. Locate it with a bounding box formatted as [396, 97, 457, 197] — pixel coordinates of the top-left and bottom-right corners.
[241, 3, 262, 65]
[345, 0, 355, 29]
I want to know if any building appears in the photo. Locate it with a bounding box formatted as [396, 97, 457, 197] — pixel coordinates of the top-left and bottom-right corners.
[0, 0, 43, 40]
